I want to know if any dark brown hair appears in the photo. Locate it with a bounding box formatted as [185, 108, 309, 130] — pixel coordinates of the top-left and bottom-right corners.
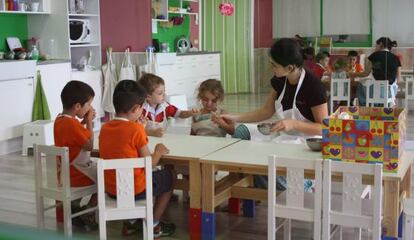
[113, 80, 147, 113]
[61, 80, 94, 109]
[137, 73, 165, 95]
[197, 79, 225, 102]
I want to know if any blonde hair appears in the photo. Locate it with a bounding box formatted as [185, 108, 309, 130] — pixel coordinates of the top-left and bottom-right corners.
[197, 79, 225, 102]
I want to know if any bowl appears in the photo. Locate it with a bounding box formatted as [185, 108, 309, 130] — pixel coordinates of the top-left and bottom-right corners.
[306, 138, 322, 151]
[257, 123, 273, 135]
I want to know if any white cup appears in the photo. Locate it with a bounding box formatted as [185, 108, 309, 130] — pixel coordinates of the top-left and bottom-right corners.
[30, 2, 40, 12]
[18, 3, 28, 11]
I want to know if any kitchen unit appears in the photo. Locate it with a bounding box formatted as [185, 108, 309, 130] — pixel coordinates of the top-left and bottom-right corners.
[153, 52, 221, 106]
[0, 60, 36, 154]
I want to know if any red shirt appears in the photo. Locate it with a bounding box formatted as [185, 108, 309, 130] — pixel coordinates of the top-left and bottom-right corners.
[313, 63, 326, 79]
[141, 102, 179, 122]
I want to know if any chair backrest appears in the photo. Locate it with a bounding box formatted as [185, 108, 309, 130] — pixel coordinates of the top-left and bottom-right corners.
[34, 145, 71, 196]
[365, 79, 391, 107]
[268, 155, 323, 240]
[322, 160, 382, 240]
[97, 157, 153, 218]
[330, 78, 351, 114]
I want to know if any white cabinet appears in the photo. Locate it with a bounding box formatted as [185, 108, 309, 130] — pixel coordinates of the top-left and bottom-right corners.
[36, 62, 71, 119]
[0, 60, 36, 141]
[154, 53, 221, 106]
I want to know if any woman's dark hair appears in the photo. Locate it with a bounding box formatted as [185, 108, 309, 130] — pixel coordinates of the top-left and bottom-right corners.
[269, 38, 304, 68]
[376, 37, 398, 50]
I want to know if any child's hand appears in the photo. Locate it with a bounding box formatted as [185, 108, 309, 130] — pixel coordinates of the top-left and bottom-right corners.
[137, 116, 148, 126]
[81, 107, 96, 124]
[154, 143, 169, 156]
[191, 108, 200, 116]
[152, 127, 165, 137]
[219, 114, 238, 123]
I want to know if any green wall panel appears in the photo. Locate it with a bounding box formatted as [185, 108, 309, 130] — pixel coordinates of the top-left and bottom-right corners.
[202, 0, 252, 94]
[152, 0, 191, 52]
[0, 14, 28, 52]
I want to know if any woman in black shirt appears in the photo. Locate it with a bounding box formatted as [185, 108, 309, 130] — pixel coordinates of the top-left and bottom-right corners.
[217, 38, 328, 141]
[349, 37, 401, 106]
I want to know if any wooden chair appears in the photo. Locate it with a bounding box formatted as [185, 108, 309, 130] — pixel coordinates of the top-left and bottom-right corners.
[322, 160, 382, 240]
[34, 145, 97, 237]
[405, 76, 414, 110]
[330, 78, 351, 114]
[365, 79, 394, 107]
[268, 155, 323, 240]
[97, 157, 153, 240]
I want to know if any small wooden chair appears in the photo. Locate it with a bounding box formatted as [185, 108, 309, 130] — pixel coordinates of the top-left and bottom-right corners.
[322, 160, 382, 240]
[365, 79, 394, 107]
[268, 155, 323, 240]
[330, 78, 351, 114]
[97, 157, 153, 240]
[34, 145, 97, 237]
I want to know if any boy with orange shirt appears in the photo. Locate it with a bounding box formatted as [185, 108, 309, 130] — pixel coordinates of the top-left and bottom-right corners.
[54, 80, 97, 230]
[99, 80, 175, 237]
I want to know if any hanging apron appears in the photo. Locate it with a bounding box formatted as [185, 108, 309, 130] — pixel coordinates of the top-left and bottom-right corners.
[244, 69, 320, 144]
[143, 102, 168, 131]
[60, 114, 97, 183]
[191, 110, 227, 137]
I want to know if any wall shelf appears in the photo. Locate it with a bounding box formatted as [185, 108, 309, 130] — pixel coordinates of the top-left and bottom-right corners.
[68, 13, 99, 17]
[0, 10, 50, 14]
[70, 43, 100, 48]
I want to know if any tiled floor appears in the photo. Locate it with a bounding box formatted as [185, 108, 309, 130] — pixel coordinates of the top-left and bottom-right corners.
[0, 93, 413, 239]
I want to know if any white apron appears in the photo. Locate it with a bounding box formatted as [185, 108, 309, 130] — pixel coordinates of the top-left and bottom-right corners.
[60, 114, 97, 182]
[143, 102, 168, 131]
[245, 69, 320, 144]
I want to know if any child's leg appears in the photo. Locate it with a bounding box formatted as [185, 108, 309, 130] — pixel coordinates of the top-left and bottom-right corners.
[152, 168, 176, 221]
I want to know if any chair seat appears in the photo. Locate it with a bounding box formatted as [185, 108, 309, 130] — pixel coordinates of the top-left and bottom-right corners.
[40, 184, 96, 201]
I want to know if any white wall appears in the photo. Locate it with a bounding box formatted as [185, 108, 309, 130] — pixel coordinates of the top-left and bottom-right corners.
[373, 0, 414, 46]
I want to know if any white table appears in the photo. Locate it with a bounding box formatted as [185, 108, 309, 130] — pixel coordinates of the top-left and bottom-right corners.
[199, 140, 414, 238]
[94, 133, 239, 240]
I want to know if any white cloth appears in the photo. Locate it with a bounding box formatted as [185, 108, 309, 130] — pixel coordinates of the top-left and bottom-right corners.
[247, 69, 320, 144]
[102, 49, 118, 113]
[119, 48, 136, 81]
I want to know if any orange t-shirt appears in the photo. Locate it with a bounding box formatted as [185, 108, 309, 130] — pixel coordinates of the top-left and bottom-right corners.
[348, 63, 364, 73]
[54, 115, 93, 187]
[99, 119, 148, 196]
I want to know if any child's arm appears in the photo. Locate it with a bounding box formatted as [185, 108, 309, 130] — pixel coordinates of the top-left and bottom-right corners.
[211, 111, 235, 135]
[145, 128, 165, 137]
[138, 143, 169, 167]
[178, 108, 199, 119]
[81, 108, 96, 151]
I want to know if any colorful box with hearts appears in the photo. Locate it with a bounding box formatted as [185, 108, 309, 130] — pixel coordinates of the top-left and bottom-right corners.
[322, 106, 406, 172]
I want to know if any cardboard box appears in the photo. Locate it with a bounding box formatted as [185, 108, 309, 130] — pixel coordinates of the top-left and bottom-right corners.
[322, 106, 406, 172]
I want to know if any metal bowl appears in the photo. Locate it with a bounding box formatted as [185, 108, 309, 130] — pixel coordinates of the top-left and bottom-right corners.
[257, 123, 273, 135]
[306, 138, 323, 151]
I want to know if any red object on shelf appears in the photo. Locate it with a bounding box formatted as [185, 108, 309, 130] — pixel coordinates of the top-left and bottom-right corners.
[8, 0, 14, 11]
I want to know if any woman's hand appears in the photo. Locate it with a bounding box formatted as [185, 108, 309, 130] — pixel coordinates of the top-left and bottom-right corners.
[218, 114, 238, 123]
[271, 119, 297, 132]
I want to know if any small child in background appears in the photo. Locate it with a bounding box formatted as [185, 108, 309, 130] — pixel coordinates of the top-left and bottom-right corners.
[192, 79, 235, 136]
[347, 50, 364, 73]
[99, 80, 175, 237]
[313, 52, 330, 79]
[332, 58, 348, 79]
[54, 80, 98, 231]
[138, 73, 197, 137]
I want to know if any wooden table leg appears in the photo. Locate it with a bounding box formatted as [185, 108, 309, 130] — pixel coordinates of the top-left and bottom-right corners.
[202, 163, 215, 240]
[383, 179, 400, 237]
[189, 161, 202, 240]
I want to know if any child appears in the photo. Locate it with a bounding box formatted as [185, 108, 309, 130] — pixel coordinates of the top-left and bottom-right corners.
[332, 58, 348, 79]
[313, 52, 330, 79]
[99, 80, 175, 237]
[192, 79, 235, 136]
[54, 80, 97, 230]
[347, 50, 364, 73]
[138, 73, 197, 137]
